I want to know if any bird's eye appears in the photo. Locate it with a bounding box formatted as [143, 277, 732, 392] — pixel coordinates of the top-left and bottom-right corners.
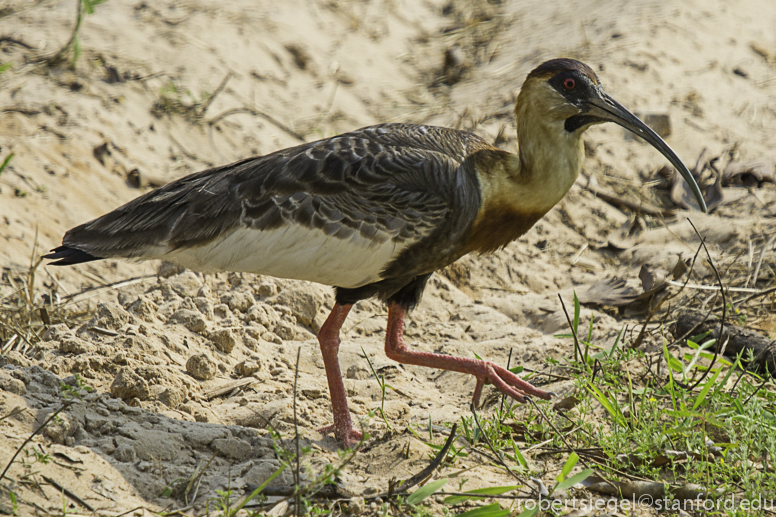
[563, 78, 576, 90]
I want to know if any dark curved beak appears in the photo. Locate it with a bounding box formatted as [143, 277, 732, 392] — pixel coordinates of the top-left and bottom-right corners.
[585, 91, 707, 212]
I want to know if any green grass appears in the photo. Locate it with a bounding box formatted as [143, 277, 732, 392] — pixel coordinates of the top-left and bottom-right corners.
[386, 313, 775, 516]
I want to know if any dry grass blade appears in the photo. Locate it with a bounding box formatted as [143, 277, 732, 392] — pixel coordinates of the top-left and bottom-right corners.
[679, 220, 726, 391]
[293, 346, 302, 517]
[385, 423, 458, 497]
[558, 293, 583, 363]
[0, 407, 25, 422]
[526, 399, 618, 491]
[749, 233, 776, 290]
[0, 400, 74, 482]
[198, 72, 232, 118]
[41, 475, 94, 512]
[208, 108, 305, 142]
[631, 237, 705, 350]
[469, 404, 531, 488]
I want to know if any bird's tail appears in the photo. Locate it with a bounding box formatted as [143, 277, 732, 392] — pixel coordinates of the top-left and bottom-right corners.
[43, 158, 251, 267]
[43, 246, 102, 266]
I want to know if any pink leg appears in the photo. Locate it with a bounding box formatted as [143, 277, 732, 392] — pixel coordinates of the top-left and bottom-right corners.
[384, 303, 551, 406]
[316, 303, 363, 448]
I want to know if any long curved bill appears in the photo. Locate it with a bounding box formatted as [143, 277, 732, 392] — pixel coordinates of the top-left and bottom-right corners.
[586, 92, 707, 213]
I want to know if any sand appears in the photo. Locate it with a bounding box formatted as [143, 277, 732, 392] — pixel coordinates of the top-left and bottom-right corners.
[1, 0, 775, 514]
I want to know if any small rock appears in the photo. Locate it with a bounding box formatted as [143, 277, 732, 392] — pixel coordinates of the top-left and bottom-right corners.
[1, 351, 30, 367]
[245, 324, 267, 339]
[274, 320, 297, 341]
[159, 387, 185, 408]
[110, 367, 152, 401]
[243, 335, 260, 351]
[157, 261, 185, 278]
[302, 388, 324, 399]
[210, 436, 253, 461]
[127, 296, 159, 323]
[347, 496, 365, 515]
[42, 412, 74, 444]
[113, 443, 137, 463]
[268, 282, 326, 326]
[195, 297, 214, 320]
[179, 403, 195, 415]
[227, 272, 243, 287]
[213, 303, 231, 319]
[41, 323, 72, 341]
[167, 271, 203, 298]
[170, 309, 207, 333]
[0, 373, 26, 395]
[156, 299, 182, 322]
[246, 303, 280, 329]
[262, 331, 283, 344]
[87, 301, 131, 330]
[221, 291, 253, 313]
[85, 415, 108, 432]
[209, 328, 236, 354]
[186, 353, 217, 380]
[257, 281, 278, 298]
[160, 282, 182, 301]
[243, 459, 292, 486]
[97, 437, 116, 454]
[60, 337, 96, 355]
[235, 360, 262, 377]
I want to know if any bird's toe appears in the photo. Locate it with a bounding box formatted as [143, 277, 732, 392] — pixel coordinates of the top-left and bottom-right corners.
[318, 423, 364, 450]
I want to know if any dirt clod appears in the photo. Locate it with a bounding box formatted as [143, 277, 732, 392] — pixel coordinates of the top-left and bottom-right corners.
[186, 353, 217, 380]
[110, 367, 152, 401]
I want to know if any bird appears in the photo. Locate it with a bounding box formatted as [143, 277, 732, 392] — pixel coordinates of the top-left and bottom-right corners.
[45, 58, 707, 448]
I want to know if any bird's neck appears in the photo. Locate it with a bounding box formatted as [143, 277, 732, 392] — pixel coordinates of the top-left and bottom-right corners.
[514, 105, 584, 212]
[459, 101, 585, 255]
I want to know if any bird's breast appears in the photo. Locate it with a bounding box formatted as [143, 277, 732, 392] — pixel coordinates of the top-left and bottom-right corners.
[460, 203, 545, 254]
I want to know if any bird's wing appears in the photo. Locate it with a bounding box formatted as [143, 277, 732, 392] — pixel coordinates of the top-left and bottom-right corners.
[57, 124, 485, 288]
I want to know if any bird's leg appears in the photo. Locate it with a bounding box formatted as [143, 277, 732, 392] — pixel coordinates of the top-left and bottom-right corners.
[384, 303, 551, 406]
[317, 303, 363, 448]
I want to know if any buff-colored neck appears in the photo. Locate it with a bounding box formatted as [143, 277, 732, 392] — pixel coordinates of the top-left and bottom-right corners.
[513, 81, 584, 213]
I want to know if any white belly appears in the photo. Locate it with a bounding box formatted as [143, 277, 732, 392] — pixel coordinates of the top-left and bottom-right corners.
[164, 225, 409, 288]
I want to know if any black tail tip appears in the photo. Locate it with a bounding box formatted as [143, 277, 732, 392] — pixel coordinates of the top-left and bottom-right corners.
[43, 246, 101, 266]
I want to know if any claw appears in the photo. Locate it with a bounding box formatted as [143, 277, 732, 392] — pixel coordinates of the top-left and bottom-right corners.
[470, 361, 548, 405]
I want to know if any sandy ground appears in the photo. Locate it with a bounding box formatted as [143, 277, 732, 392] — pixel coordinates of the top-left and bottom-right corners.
[1, 0, 775, 515]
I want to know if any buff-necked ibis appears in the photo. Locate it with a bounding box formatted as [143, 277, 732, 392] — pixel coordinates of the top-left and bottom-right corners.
[46, 58, 707, 448]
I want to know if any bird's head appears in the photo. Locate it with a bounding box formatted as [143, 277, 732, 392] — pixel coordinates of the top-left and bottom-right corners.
[517, 58, 707, 212]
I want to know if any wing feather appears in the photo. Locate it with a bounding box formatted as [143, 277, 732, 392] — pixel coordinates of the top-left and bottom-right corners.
[57, 123, 490, 286]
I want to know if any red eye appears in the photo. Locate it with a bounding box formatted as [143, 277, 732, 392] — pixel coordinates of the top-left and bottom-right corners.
[564, 78, 576, 90]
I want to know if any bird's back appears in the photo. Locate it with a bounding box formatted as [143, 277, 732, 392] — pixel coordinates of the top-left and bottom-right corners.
[48, 123, 491, 291]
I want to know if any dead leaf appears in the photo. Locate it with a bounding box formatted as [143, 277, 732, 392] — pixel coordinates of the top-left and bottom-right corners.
[605, 218, 643, 250]
[578, 277, 640, 307]
[671, 256, 689, 280]
[638, 265, 667, 293]
[722, 161, 775, 187]
[669, 148, 724, 211]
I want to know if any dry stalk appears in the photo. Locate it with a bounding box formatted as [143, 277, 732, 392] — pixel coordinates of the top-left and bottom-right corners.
[631, 235, 705, 350]
[677, 220, 727, 392]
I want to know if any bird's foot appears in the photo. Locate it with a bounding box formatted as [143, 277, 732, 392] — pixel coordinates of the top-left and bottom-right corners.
[471, 360, 552, 406]
[318, 422, 363, 449]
